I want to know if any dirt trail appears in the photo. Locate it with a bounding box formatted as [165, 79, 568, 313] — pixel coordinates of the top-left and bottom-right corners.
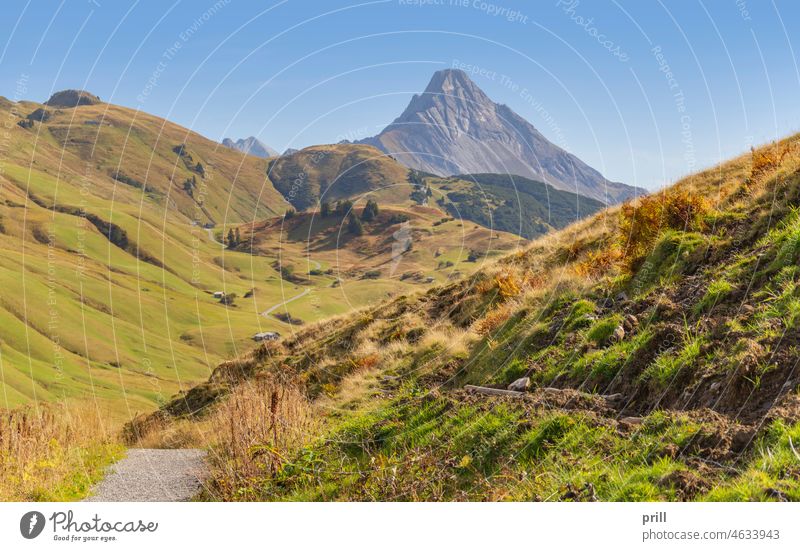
[261, 287, 311, 317]
[85, 449, 207, 502]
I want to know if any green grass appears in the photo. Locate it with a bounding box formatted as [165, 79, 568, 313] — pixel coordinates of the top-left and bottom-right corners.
[586, 314, 624, 346]
[696, 278, 734, 312]
[225, 384, 750, 501]
[565, 299, 596, 329]
[30, 442, 125, 502]
[703, 420, 800, 501]
[573, 329, 652, 381]
[640, 330, 706, 386]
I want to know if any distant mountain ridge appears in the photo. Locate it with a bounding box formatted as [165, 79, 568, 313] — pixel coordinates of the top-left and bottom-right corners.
[361, 69, 643, 204]
[222, 136, 278, 158]
[436, 172, 606, 239]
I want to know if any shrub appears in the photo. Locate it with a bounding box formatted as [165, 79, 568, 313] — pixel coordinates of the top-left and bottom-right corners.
[219, 293, 237, 306]
[575, 246, 623, 280]
[494, 272, 522, 300]
[361, 199, 379, 222]
[750, 142, 790, 181]
[474, 303, 513, 335]
[320, 201, 331, 217]
[618, 189, 709, 270]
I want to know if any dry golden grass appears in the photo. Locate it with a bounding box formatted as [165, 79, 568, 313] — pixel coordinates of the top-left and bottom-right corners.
[0, 404, 123, 501]
[132, 375, 319, 501]
[473, 302, 514, 335]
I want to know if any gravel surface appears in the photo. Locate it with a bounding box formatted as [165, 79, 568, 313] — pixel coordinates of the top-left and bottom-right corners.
[85, 449, 208, 502]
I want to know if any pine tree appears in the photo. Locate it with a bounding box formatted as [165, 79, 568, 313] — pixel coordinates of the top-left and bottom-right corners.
[335, 200, 353, 216]
[362, 199, 379, 222]
[227, 229, 236, 248]
[320, 201, 331, 217]
[347, 213, 364, 236]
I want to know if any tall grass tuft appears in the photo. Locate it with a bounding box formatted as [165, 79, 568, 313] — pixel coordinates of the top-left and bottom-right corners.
[0, 404, 122, 501]
[204, 376, 319, 500]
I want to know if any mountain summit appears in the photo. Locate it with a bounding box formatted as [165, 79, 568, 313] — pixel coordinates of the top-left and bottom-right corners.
[362, 69, 641, 203]
[222, 136, 278, 158]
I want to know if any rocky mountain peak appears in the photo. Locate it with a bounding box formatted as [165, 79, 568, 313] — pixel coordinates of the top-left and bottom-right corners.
[221, 136, 278, 158]
[362, 70, 644, 204]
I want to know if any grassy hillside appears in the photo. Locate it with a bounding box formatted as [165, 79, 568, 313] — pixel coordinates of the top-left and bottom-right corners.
[0, 93, 521, 417]
[239, 202, 522, 285]
[429, 172, 606, 239]
[266, 144, 417, 211]
[139, 135, 800, 502]
[0, 93, 293, 415]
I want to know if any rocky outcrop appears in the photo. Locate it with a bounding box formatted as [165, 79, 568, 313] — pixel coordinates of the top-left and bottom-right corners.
[362, 69, 643, 204]
[45, 89, 101, 107]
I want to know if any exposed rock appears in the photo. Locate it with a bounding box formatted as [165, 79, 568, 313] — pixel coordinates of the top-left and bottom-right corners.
[361, 69, 643, 204]
[601, 392, 623, 403]
[611, 325, 626, 342]
[221, 136, 278, 158]
[45, 89, 101, 107]
[507, 377, 530, 392]
[465, 384, 524, 398]
[620, 416, 644, 427]
[26, 108, 52, 122]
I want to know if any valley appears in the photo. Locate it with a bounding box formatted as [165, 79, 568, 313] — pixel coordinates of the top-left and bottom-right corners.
[4, 69, 798, 505]
[0, 89, 526, 416]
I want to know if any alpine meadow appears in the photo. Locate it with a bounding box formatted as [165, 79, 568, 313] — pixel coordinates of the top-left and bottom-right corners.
[2, 2, 800, 532]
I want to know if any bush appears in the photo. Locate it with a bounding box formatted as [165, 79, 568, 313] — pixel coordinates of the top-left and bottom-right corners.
[750, 143, 790, 181]
[575, 246, 623, 280]
[618, 189, 709, 270]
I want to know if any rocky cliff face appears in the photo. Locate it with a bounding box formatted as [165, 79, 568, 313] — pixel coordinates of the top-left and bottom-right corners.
[362, 69, 642, 204]
[221, 136, 278, 158]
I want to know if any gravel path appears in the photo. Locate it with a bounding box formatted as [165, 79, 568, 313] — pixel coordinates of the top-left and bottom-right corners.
[85, 449, 208, 502]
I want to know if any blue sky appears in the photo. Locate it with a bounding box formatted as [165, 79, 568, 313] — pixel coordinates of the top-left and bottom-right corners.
[2, 0, 799, 190]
